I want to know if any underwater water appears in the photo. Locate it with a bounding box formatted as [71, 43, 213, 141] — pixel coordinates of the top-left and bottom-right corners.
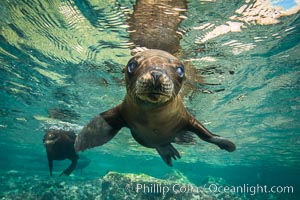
[0, 0, 299, 199]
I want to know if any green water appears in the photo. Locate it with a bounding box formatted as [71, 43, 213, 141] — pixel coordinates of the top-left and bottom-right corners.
[0, 0, 299, 199]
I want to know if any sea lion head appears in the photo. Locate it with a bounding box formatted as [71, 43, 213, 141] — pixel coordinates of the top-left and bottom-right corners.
[43, 129, 61, 146]
[125, 49, 185, 105]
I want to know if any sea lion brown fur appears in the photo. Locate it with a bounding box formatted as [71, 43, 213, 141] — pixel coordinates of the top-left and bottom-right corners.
[75, 49, 235, 166]
[43, 129, 78, 176]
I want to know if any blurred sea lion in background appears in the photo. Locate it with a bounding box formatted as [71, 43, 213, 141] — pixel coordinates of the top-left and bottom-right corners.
[43, 129, 78, 176]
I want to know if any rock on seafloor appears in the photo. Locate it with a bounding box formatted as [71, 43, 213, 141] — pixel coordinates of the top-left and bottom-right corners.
[0, 170, 244, 200]
[102, 171, 243, 200]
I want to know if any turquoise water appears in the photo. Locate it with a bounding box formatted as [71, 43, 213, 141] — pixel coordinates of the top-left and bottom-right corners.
[0, 0, 299, 199]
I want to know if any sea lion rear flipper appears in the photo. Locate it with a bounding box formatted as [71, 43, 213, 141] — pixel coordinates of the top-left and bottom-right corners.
[156, 144, 181, 167]
[75, 105, 125, 152]
[187, 116, 236, 152]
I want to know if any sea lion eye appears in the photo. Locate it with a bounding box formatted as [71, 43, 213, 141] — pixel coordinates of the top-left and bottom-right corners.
[176, 65, 184, 78]
[127, 60, 138, 73]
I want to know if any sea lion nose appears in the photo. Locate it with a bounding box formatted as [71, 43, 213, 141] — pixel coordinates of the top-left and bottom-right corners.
[151, 71, 163, 88]
[151, 71, 162, 81]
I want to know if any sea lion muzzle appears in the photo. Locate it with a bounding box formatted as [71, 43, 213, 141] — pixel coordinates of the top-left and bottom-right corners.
[43, 133, 60, 145]
[135, 69, 174, 104]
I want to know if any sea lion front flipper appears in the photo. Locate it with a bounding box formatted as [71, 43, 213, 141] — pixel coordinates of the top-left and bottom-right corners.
[156, 144, 181, 167]
[75, 105, 125, 152]
[47, 157, 53, 176]
[59, 156, 78, 176]
[187, 116, 236, 152]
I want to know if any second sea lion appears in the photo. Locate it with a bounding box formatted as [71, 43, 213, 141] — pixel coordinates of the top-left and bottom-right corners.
[74, 49, 235, 166]
[43, 129, 78, 176]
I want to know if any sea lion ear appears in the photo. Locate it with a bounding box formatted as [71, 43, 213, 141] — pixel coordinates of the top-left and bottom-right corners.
[74, 105, 126, 152]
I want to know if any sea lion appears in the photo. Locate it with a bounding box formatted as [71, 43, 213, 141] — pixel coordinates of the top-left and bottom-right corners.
[43, 129, 78, 176]
[75, 49, 235, 166]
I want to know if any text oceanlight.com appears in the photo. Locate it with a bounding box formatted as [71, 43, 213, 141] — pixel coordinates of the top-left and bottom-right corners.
[126, 183, 294, 196]
[205, 184, 293, 196]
